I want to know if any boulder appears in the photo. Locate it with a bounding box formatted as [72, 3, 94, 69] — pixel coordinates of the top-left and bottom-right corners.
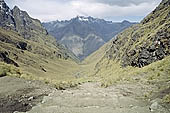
[17, 42, 27, 50]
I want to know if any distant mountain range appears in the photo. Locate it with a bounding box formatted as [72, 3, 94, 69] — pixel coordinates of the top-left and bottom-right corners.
[43, 16, 136, 60]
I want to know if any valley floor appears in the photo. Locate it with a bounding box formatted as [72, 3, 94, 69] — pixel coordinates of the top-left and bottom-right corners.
[0, 76, 169, 113]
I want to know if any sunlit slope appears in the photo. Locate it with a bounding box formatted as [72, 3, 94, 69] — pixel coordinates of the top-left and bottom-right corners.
[0, 0, 81, 85]
[0, 28, 80, 83]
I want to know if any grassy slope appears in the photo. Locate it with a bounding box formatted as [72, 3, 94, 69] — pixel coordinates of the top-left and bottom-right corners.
[0, 27, 82, 88]
[92, 0, 170, 84]
[102, 0, 170, 67]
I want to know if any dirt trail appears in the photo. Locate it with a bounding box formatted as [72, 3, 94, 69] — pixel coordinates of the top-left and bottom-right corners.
[16, 82, 169, 113]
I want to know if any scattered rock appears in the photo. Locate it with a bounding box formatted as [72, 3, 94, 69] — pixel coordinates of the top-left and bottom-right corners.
[149, 102, 159, 112]
[17, 42, 27, 50]
[149, 99, 162, 112]
[0, 51, 19, 67]
[40, 66, 47, 72]
[129, 104, 133, 108]
[28, 96, 34, 101]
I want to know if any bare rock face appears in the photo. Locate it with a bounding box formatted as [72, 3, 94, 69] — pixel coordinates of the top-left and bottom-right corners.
[122, 27, 170, 68]
[17, 42, 27, 50]
[0, 51, 19, 67]
[12, 6, 48, 39]
[0, 0, 15, 30]
[0, 1, 47, 39]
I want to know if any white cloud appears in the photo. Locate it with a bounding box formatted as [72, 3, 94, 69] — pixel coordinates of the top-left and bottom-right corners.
[5, 0, 162, 22]
[80, 0, 161, 6]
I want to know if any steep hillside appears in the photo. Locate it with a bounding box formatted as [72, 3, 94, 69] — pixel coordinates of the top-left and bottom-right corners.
[43, 16, 136, 60]
[0, 0, 80, 85]
[100, 0, 170, 68]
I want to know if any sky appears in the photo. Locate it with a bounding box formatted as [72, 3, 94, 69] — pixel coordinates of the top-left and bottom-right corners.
[5, 0, 162, 22]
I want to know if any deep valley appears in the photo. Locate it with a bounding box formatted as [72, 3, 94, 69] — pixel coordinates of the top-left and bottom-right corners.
[0, 0, 170, 113]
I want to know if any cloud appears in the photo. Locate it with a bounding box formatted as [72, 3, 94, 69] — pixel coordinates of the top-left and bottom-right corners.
[80, 0, 161, 6]
[4, 0, 162, 22]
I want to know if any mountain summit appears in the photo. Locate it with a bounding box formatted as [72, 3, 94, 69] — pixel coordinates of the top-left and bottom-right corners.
[43, 16, 136, 60]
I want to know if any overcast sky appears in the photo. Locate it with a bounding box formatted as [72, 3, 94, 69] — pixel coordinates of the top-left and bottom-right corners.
[5, 0, 162, 22]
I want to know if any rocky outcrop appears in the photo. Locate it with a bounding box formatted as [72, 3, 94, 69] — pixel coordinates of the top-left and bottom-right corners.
[0, 0, 15, 30]
[0, 51, 19, 67]
[17, 41, 27, 50]
[129, 29, 169, 67]
[0, 1, 47, 39]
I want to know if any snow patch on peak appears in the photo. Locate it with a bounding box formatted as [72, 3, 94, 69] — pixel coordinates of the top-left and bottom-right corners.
[0, 4, 2, 9]
[77, 16, 89, 22]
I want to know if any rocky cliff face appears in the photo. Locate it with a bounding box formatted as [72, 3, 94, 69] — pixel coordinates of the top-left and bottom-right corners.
[0, 0, 15, 30]
[12, 6, 48, 39]
[43, 16, 136, 60]
[103, 0, 170, 68]
[0, 0, 48, 39]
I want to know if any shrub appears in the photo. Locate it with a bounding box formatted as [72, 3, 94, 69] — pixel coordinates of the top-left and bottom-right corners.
[0, 69, 7, 77]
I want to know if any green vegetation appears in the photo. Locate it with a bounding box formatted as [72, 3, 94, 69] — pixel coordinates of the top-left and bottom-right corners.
[163, 94, 170, 103]
[0, 25, 83, 89]
[101, 0, 170, 67]
[95, 56, 170, 87]
[90, 0, 170, 93]
[0, 62, 21, 77]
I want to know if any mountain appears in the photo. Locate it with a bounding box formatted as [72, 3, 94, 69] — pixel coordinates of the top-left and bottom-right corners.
[98, 0, 170, 68]
[0, 0, 80, 83]
[43, 16, 136, 60]
[12, 6, 48, 39]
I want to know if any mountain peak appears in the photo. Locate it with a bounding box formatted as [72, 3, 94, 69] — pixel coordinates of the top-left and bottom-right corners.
[72, 16, 107, 24]
[76, 16, 89, 22]
[0, 0, 9, 10]
[0, 0, 15, 29]
[122, 20, 130, 24]
[13, 6, 20, 11]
